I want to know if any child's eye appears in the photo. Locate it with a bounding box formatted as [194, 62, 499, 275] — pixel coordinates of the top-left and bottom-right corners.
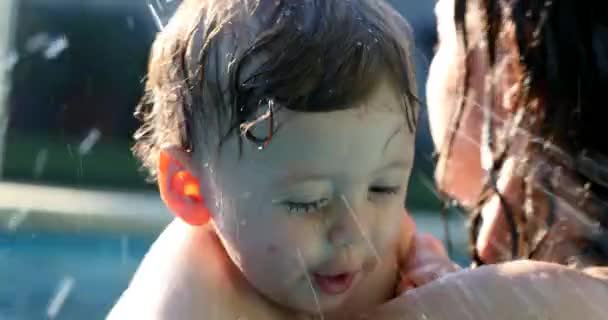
[369, 185, 401, 196]
[284, 198, 329, 215]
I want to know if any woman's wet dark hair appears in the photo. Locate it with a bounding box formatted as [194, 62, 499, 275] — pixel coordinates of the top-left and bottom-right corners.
[449, 0, 608, 266]
[132, 0, 418, 180]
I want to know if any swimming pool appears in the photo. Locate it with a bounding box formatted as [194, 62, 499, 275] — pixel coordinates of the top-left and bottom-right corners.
[0, 231, 152, 319]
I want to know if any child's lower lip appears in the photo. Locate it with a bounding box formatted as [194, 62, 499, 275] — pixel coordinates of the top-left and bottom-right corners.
[313, 272, 356, 295]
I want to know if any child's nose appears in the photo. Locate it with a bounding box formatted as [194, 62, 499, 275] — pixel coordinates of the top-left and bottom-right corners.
[327, 194, 371, 248]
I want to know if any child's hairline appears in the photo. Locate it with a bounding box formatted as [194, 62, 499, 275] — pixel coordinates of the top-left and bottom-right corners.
[190, 68, 416, 158]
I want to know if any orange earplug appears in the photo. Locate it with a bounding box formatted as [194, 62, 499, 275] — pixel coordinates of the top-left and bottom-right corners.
[158, 150, 211, 226]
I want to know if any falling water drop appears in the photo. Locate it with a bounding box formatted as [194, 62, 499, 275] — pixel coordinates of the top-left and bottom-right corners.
[1, 50, 18, 72]
[43, 35, 69, 60]
[296, 249, 324, 320]
[78, 128, 102, 156]
[33, 148, 48, 178]
[126, 16, 135, 30]
[148, 3, 165, 31]
[7, 208, 29, 231]
[47, 276, 75, 319]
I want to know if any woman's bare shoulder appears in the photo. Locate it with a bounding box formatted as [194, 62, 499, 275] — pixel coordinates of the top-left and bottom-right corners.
[360, 260, 608, 320]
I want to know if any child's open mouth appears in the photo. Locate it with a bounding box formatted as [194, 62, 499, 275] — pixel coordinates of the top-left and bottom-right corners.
[313, 272, 357, 295]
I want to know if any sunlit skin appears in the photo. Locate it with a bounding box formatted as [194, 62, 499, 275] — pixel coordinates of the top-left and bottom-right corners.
[108, 77, 458, 320]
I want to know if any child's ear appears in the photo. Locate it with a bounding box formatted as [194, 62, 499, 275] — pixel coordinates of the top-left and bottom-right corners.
[157, 146, 210, 226]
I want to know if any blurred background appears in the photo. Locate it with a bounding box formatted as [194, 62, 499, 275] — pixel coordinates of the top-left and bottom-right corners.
[0, 1, 466, 319]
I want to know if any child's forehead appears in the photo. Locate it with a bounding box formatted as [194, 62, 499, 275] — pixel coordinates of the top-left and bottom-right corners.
[218, 107, 411, 177]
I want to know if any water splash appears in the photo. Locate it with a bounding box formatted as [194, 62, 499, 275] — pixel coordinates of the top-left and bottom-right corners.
[33, 148, 48, 178]
[339, 194, 381, 264]
[24, 33, 68, 60]
[1, 50, 18, 72]
[25, 33, 51, 53]
[126, 16, 135, 30]
[148, 3, 165, 31]
[7, 208, 29, 231]
[296, 249, 324, 320]
[46, 276, 75, 319]
[78, 128, 101, 156]
[43, 36, 69, 60]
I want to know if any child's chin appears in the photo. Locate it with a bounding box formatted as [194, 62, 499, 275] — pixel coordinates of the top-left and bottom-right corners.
[289, 292, 352, 317]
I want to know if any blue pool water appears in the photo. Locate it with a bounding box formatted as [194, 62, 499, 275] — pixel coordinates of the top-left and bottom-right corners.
[0, 231, 153, 319]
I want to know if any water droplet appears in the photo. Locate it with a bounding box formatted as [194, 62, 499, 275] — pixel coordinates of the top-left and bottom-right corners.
[43, 36, 69, 60]
[7, 208, 29, 231]
[126, 16, 135, 30]
[1, 51, 18, 72]
[148, 3, 165, 31]
[47, 276, 75, 319]
[33, 148, 49, 178]
[25, 33, 51, 53]
[78, 128, 102, 155]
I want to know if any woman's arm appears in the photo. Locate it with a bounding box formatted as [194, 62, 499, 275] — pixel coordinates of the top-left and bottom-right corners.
[359, 260, 608, 320]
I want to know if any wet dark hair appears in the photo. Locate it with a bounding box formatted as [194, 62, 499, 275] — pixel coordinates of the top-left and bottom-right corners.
[133, 0, 418, 180]
[449, 0, 608, 266]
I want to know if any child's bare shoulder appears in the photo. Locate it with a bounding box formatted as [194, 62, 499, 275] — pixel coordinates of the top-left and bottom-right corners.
[107, 221, 212, 319]
[107, 221, 287, 320]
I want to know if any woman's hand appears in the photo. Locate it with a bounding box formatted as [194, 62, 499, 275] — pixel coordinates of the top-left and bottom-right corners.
[396, 232, 461, 295]
[394, 212, 461, 295]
